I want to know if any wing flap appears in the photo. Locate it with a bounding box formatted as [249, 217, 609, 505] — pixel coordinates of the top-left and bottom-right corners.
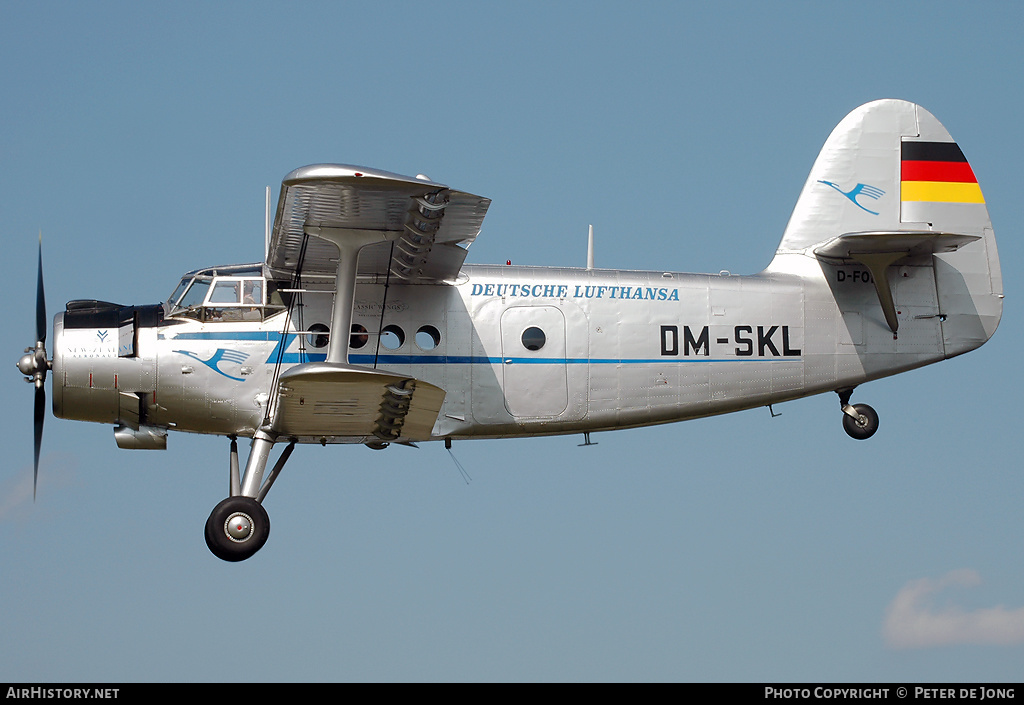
[271, 362, 446, 442]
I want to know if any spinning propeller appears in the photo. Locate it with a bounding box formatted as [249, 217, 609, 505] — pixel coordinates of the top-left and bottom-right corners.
[16, 234, 50, 499]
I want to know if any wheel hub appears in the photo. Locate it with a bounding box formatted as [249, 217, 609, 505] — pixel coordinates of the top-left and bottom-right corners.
[224, 512, 254, 542]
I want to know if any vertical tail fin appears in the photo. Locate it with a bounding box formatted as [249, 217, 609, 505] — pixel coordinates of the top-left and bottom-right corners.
[770, 99, 1002, 352]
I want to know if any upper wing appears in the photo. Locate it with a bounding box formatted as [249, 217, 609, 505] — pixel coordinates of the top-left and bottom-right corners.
[266, 164, 491, 284]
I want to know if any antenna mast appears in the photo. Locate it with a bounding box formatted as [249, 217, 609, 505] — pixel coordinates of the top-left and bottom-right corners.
[586, 224, 594, 270]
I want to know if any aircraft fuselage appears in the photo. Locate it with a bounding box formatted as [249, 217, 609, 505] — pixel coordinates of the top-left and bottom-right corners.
[51, 253, 964, 445]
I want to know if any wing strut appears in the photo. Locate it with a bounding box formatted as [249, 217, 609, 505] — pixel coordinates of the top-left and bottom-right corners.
[303, 227, 400, 363]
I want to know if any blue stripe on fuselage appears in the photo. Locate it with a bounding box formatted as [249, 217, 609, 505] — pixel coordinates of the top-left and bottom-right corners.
[159, 331, 792, 365]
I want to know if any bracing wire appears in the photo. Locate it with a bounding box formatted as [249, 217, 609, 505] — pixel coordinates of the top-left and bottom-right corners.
[373, 241, 396, 370]
[262, 231, 310, 428]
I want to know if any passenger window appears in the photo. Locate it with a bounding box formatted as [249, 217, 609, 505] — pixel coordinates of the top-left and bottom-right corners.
[350, 324, 369, 349]
[416, 325, 441, 351]
[308, 324, 330, 348]
[522, 327, 546, 351]
[380, 325, 405, 350]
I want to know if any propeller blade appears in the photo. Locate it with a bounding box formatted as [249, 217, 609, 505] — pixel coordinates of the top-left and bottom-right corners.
[34, 383, 44, 500]
[30, 231, 48, 500]
[36, 233, 46, 345]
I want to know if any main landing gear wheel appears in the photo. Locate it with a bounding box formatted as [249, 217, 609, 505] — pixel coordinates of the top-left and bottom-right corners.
[205, 496, 270, 562]
[842, 403, 879, 440]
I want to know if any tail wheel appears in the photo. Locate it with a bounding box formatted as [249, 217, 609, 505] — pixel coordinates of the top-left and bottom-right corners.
[205, 496, 270, 562]
[842, 403, 879, 440]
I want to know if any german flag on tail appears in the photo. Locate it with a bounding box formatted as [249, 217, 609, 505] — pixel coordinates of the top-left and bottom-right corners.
[901, 141, 985, 204]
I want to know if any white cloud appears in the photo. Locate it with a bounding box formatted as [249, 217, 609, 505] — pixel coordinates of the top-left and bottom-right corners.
[884, 569, 1024, 648]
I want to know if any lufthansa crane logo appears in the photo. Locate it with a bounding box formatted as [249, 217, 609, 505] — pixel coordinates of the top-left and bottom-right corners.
[817, 180, 885, 215]
[174, 348, 250, 381]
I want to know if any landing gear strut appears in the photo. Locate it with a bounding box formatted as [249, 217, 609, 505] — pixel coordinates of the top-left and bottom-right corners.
[837, 389, 879, 440]
[205, 433, 295, 562]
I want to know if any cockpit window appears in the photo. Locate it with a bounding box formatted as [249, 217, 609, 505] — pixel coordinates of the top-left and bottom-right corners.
[167, 277, 191, 307]
[210, 280, 241, 304]
[178, 278, 211, 310]
[205, 278, 265, 321]
[243, 280, 263, 306]
[168, 273, 281, 323]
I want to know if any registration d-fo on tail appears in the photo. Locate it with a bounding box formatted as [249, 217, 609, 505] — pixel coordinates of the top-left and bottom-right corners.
[17, 100, 1003, 561]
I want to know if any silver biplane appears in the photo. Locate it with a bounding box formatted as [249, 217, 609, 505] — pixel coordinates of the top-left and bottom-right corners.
[17, 100, 1003, 561]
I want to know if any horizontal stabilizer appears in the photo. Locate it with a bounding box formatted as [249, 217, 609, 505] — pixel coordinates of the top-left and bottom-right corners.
[813, 230, 980, 263]
[271, 362, 446, 442]
[815, 230, 980, 335]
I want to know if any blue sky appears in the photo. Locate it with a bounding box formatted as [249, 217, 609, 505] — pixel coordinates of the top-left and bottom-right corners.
[2, 1, 1022, 682]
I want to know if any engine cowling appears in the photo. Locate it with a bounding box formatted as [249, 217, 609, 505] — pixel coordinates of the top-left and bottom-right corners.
[51, 301, 162, 433]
